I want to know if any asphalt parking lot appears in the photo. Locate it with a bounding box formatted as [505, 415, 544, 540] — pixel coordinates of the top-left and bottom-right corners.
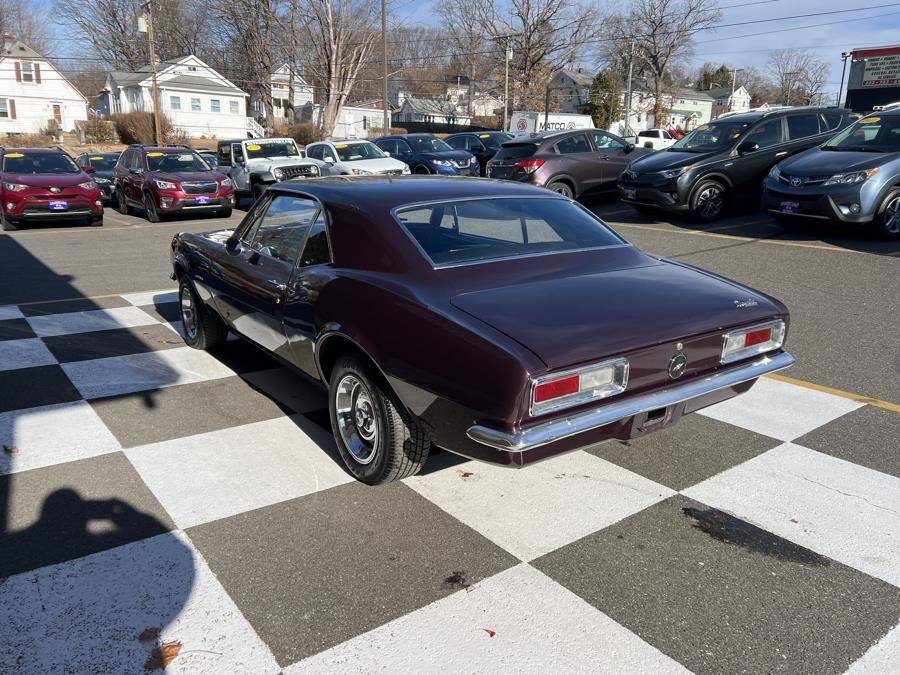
[1, 196, 897, 673]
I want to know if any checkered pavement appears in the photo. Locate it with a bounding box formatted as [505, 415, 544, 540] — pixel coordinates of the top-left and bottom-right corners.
[1, 291, 898, 674]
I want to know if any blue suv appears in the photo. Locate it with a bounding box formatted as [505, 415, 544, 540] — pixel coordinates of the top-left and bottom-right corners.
[373, 134, 478, 176]
[763, 110, 900, 239]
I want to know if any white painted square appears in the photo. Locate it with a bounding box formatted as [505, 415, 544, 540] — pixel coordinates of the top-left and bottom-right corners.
[126, 416, 351, 529]
[405, 451, 674, 561]
[240, 367, 327, 413]
[0, 337, 57, 371]
[0, 305, 23, 321]
[26, 306, 161, 338]
[0, 531, 280, 674]
[683, 443, 900, 587]
[846, 623, 900, 674]
[61, 346, 235, 399]
[0, 401, 122, 476]
[698, 376, 863, 441]
[121, 289, 179, 306]
[287, 564, 688, 674]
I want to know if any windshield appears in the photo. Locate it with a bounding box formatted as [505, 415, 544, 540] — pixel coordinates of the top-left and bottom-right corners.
[84, 154, 119, 171]
[478, 133, 513, 149]
[2, 152, 80, 174]
[395, 197, 625, 266]
[671, 120, 752, 152]
[200, 154, 218, 168]
[244, 140, 300, 159]
[406, 136, 452, 153]
[333, 141, 387, 161]
[823, 115, 900, 152]
[147, 152, 210, 172]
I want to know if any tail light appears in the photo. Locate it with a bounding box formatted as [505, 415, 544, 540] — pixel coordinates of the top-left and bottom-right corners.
[530, 357, 629, 416]
[721, 319, 786, 364]
[513, 158, 544, 174]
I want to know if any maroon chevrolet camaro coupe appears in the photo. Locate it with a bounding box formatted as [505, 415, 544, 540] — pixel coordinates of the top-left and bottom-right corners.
[170, 176, 794, 484]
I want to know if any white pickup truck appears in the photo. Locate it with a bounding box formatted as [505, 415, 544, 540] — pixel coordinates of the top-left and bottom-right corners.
[635, 128, 677, 150]
[216, 138, 330, 201]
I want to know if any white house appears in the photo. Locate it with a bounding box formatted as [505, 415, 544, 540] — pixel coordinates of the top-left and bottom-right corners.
[255, 64, 314, 123]
[549, 68, 595, 114]
[100, 55, 260, 139]
[0, 34, 88, 135]
[666, 88, 713, 129]
[393, 97, 471, 126]
[297, 103, 385, 139]
[708, 85, 751, 117]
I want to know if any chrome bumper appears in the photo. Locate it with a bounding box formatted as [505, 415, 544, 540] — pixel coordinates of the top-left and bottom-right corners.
[467, 352, 795, 452]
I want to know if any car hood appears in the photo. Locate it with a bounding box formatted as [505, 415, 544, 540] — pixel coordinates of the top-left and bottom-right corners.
[247, 156, 319, 169]
[628, 149, 718, 173]
[342, 157, 408, 171]
[450, 260, 784, 369]
[92, 170, 115, 181]
[3, 173, 90, 187]
[152, 171, 225, 182]
[420, 150, 473, 162]
[779, 147, 896, 175]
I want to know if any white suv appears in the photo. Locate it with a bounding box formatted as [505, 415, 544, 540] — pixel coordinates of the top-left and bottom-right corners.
[305, 140, 410, 176]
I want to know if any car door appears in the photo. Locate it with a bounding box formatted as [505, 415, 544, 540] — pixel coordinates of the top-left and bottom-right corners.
[125, 150, 145, 204]
[551, 132, 603, 193]
[392, 139, 414, 166]
[214, 193, 320, 360]
[230, 143, 249, 191]
[732, 116, 786, 191]
[589, 130, 633, 186]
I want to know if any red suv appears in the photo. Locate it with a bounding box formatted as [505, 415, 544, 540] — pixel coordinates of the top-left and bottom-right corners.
[0, 147, 103, 231]
[113, 145, 235, 222]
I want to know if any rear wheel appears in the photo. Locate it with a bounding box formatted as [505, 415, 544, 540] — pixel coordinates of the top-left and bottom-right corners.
[413, 165, 430, 175]
[179, 280, 227, 350]
[328, 354, 431, 485]
[547, 179, 574, 198]
[874, 191, 900, 240]
[143, 192, 161, 223]
[690, 180, 726, 223]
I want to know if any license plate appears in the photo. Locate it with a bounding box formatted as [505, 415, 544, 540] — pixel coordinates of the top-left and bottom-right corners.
[194, 196, 211, 205]
[49, 200, 68, 211]
[779, 200, 799, 214]
[623, 187, 637, 199]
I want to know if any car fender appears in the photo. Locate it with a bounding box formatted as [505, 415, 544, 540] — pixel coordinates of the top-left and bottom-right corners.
[692, 171, 733, 190]
[542, 172, 578, 194]
[249, 170, 276, 185]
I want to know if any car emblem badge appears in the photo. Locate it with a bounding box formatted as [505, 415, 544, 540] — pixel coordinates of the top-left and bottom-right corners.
[667, 353, 687, 380]
[50, 187, 61, 193]
[790, 177, 802, 187]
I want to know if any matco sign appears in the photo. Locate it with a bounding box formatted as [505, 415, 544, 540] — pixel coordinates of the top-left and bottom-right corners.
[508, 111, 594, 136]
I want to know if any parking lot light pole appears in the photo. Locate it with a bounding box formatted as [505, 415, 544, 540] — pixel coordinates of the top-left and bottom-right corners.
[503, 38, 511, 132]
[140, 0, 162, 144]
[837, 52, 851, 107]
[381, 0, 389, 133]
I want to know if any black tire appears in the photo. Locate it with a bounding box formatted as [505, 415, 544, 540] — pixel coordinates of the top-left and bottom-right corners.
[216, 208, 233, 218]
[547, 179, 574, 198]
[178, 279, 228, 350]
[874, 190, 900, 240]
[690, 179, 726, 223]
[115, 187, 129, 215]
[143, 192, 161, 223]
[328, 354, 431, 485]
[413, 165, 430, 175]
[1, 216, 17, 231]
[92, 217, 103, 226]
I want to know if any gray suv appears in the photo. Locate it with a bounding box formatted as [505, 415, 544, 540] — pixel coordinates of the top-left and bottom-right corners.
[763, 110, 900, 239]
[486, 129, 651, 199]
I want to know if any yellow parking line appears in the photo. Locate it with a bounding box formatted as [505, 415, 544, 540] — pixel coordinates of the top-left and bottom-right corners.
[766, 373, 900, 413]
[612, 222, 860, 254]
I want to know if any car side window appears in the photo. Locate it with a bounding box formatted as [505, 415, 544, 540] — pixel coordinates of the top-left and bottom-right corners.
[307, 145, 323, 160]
[555, 134, 592, 154]
[321, 146, 337, 162]
[445, 136, 465, 149]
[746, 118, 784, 149]
[238, 194, 272, 245]
[590, 131, 625, 150]
[396, 140, 412, 154]
[297, 212, 331, 267]
[821, 113, 843, 131]
[252, 195, 319, 263]
[787, 114, 822, 140]
[129, 151, 144, 171]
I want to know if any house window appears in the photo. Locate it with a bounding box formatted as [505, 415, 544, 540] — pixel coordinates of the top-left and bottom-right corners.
[0, 99, 8, 118]
[229, 100, 239, 114]
[191, 98, 201, 111]
[170, 96, 181, 110]
[211, 99, 221, 113]
[21, 61, 34, 83]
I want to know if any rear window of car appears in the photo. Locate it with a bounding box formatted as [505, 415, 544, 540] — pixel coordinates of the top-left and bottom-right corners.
[395, 197, 625, 266]
[493, 143, 538, 160]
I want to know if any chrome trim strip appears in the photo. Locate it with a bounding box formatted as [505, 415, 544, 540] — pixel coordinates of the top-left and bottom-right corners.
[467, 351, 794, 452]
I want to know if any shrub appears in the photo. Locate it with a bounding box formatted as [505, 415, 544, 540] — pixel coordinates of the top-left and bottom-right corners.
[273, 122, 324, 146]
[2, 132, 54, 147]
[80, 118, 117, 144]
[470, 115, 501, 130]
[109, 112, 172, 144]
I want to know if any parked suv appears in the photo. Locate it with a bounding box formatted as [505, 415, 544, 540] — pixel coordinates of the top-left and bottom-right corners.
[444, 131, 513, 175]
[486, 129, 650, 199]
[75, 151, 120, 202]
[373, 133, 478, 175]
[305, 139, 409, 175]
[763, 110, 900, 239]
[619, 107, 855, 222]
[114, 145, 235, 222]
[217, 138, 327, 201]
[0, 147, 103, 230]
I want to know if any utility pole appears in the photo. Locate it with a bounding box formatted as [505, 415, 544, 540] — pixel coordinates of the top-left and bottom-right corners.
[624, 40, 635, 137]
[381, 0, 389, 133]
[503, 37, 511, 131]
[837, 52, 851, 107]
[729, 68, 743, 95]
[140, 0, 162, 144]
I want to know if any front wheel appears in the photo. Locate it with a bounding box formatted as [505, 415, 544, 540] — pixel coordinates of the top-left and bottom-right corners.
[690, 180, 726, 223]
[216, 207, 233, 218]
[328, 355, 431, 485]
[1, 217, 17, 231]
[413, 165, 430, 175]
[143, 192, 161, 223]
[179, 280, 228, 350]
[115, 187, 129, 215]
[874, 191, 900, 240]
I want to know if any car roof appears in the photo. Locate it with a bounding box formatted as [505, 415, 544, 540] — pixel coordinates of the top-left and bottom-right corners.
[138, 146, 194, 154]
[2, 147, 67, 154]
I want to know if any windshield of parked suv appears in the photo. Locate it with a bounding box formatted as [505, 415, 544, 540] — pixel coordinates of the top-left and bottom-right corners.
[823, 115, 900, 152]
[146, 152, 210, 172]
[244, 140, 300, 159]
[83, 154, 119, 170]
[670, 120, 752, 152]
[334, 141, 387, 161]
[406, 136, 452, 153]
[2, 152, 80, 174]
[395, 197, 625, 266]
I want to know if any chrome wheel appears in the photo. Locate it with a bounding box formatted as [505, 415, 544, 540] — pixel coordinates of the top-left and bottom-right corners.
[696, 185, 724, 220]
[884, 195, 900, 235]
[180, 285, 198, 340]
[334, 374, 378, 464]
[548, 181, 574, 198]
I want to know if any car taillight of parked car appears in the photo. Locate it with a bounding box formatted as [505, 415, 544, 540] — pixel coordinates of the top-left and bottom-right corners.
[513, 158, 545, 174]
[720, 320, 785, 364]
[530, 357, 630, 416]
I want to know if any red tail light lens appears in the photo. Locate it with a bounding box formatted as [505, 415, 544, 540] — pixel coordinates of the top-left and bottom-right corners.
[534, 375, 579, 403]
[513, 158, 544, 174]
[530, 357, 629, 416]
[721, 320, 786, 364]
[743, 328, 772, 347]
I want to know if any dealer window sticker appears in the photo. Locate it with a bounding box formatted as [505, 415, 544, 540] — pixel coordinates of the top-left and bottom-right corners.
[246, 144, 262, 151]
[860, 117, 880, 124]
[147, 152, 164, 157]
[89, 156, 104, 160]
[4, 152, 23, 158]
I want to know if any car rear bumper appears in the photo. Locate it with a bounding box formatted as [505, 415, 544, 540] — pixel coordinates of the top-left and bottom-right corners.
[465, 351, 794, 466]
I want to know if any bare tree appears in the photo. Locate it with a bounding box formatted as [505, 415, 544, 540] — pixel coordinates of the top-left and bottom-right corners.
[298, 0, 378, 137]
[439, 0, 491, 115]
[0, 0, 50, 54]
[767, 49, 830, 106]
